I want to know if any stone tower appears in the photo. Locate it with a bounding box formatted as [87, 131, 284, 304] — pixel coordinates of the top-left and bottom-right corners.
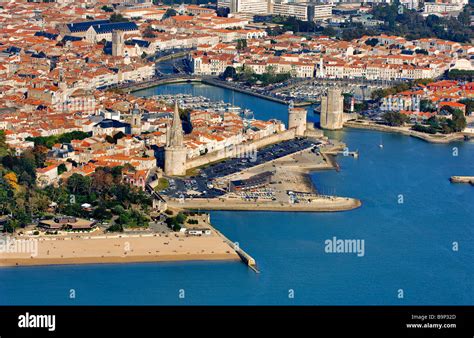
[288, 101, 307, 137]
[164, 101, 187, 176]
[58, 68, 67, 91]
[131, 103, 142, 135]
[112, 30, 124, 57]
[320, 88, 344, 130]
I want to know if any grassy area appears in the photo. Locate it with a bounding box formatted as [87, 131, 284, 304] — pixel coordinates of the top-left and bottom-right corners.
[155, 178, 170, 191]
[185, 167, 201, 177]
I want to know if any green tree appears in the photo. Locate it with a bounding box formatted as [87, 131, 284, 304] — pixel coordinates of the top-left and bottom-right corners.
[236, 39, 247, 50]
[175, 212, 187, 224]
[110, 13, 128, 22]
[57, 163, 67, 176]
[365, 38, 379, 47]
[107, 223, 123, 232]
[369, 1, 473, 43]
[426, 115, 440, 129]
[221, 66, 237, 80]
[382, 111, 409, 126]
[92, 205, 112, 222]
[26, 131, 90, 149]
[322, 26, 337, 37]
[101, 5, 114, 13]
[163, 9, 177, 20]
[239, 65, 255, 82]
[143, 26, 156, 38]
[412, 123, 437, 134]
[0, 130, 8, 157]
[66, 174, 91, 196]
[28, 190, 50, 216]
[420, 99, 436, 112]
[450, 109, 467, 132]
[447, 69, 474, 81]
[459, 98, 474, 115]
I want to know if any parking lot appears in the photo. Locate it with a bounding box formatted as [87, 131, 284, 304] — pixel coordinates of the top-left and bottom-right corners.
[159, 138, 317, 199]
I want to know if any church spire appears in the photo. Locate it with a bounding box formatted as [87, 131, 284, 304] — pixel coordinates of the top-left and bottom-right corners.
[168, 100, 184, 147]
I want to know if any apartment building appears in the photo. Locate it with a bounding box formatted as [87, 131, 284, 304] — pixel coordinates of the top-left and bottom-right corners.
[230, 0, 270, 15]
[271, 2, 333, 22]
[423, 1, 463, 14]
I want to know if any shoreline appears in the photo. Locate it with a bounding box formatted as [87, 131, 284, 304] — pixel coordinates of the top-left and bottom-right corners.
[344, 120, 465, 144]
[123, 76, 312, 106]
[0, 254, 240, 268]
[167, 197, 362, 212]
[200, 78, 312, 106]
[0, 229, 241, 268]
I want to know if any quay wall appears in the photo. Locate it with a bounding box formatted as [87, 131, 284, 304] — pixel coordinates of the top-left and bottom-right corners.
[123, 76, 311, 106]
[344, 121, 465, 144]
[201, 79, 311, 106]
[185, 129, 297, 170]
[450, 176, 474, 184]
[125, 77, 202, 93]
[167, 197, 362, 212]
[212, 226, 259, 272]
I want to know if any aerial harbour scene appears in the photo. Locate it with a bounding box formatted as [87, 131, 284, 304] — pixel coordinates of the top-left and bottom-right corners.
[0, 0, 472, 317]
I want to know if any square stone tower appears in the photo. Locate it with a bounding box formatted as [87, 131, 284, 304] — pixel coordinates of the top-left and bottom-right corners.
[320, 88, 344, 130]
[112, 30, 124, 57]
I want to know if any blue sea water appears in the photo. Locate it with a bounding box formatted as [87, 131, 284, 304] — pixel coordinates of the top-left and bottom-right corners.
[0, 84, 472, 305]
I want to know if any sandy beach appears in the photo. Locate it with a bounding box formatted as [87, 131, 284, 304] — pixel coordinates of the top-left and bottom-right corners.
[0, 232, 240, 267]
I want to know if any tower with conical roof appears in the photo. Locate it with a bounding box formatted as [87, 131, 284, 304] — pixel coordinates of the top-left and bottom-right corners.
[164, 101, 187, 176]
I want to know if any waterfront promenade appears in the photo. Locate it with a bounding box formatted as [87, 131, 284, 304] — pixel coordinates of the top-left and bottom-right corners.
[450, 176, 474, 184]
[120, 74, 400, 107]
[166, 196, 361, 212]
[344, 120, 466, 144]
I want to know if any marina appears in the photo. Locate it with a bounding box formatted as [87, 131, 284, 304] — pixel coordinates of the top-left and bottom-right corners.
[150, 93, 255, 119]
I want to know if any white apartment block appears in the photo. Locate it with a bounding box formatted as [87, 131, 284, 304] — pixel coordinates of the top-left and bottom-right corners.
[271, 2, 332, 22]
[272, 2, 309, 21]
[423, 1, 464, 14]
[323, 62, 446, 81]
[190, 55, 234, 76]
[230, 0, 270, 15]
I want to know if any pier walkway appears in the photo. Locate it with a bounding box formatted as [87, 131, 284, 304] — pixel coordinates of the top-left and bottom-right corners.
[450, 176, 474, 185]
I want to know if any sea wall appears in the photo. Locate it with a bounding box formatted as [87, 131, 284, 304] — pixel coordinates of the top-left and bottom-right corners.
[201, 79, 311, 106]
[344, 121, 465, 144]
[450, 176, 474, 184]
[185, 129, 296, 170]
